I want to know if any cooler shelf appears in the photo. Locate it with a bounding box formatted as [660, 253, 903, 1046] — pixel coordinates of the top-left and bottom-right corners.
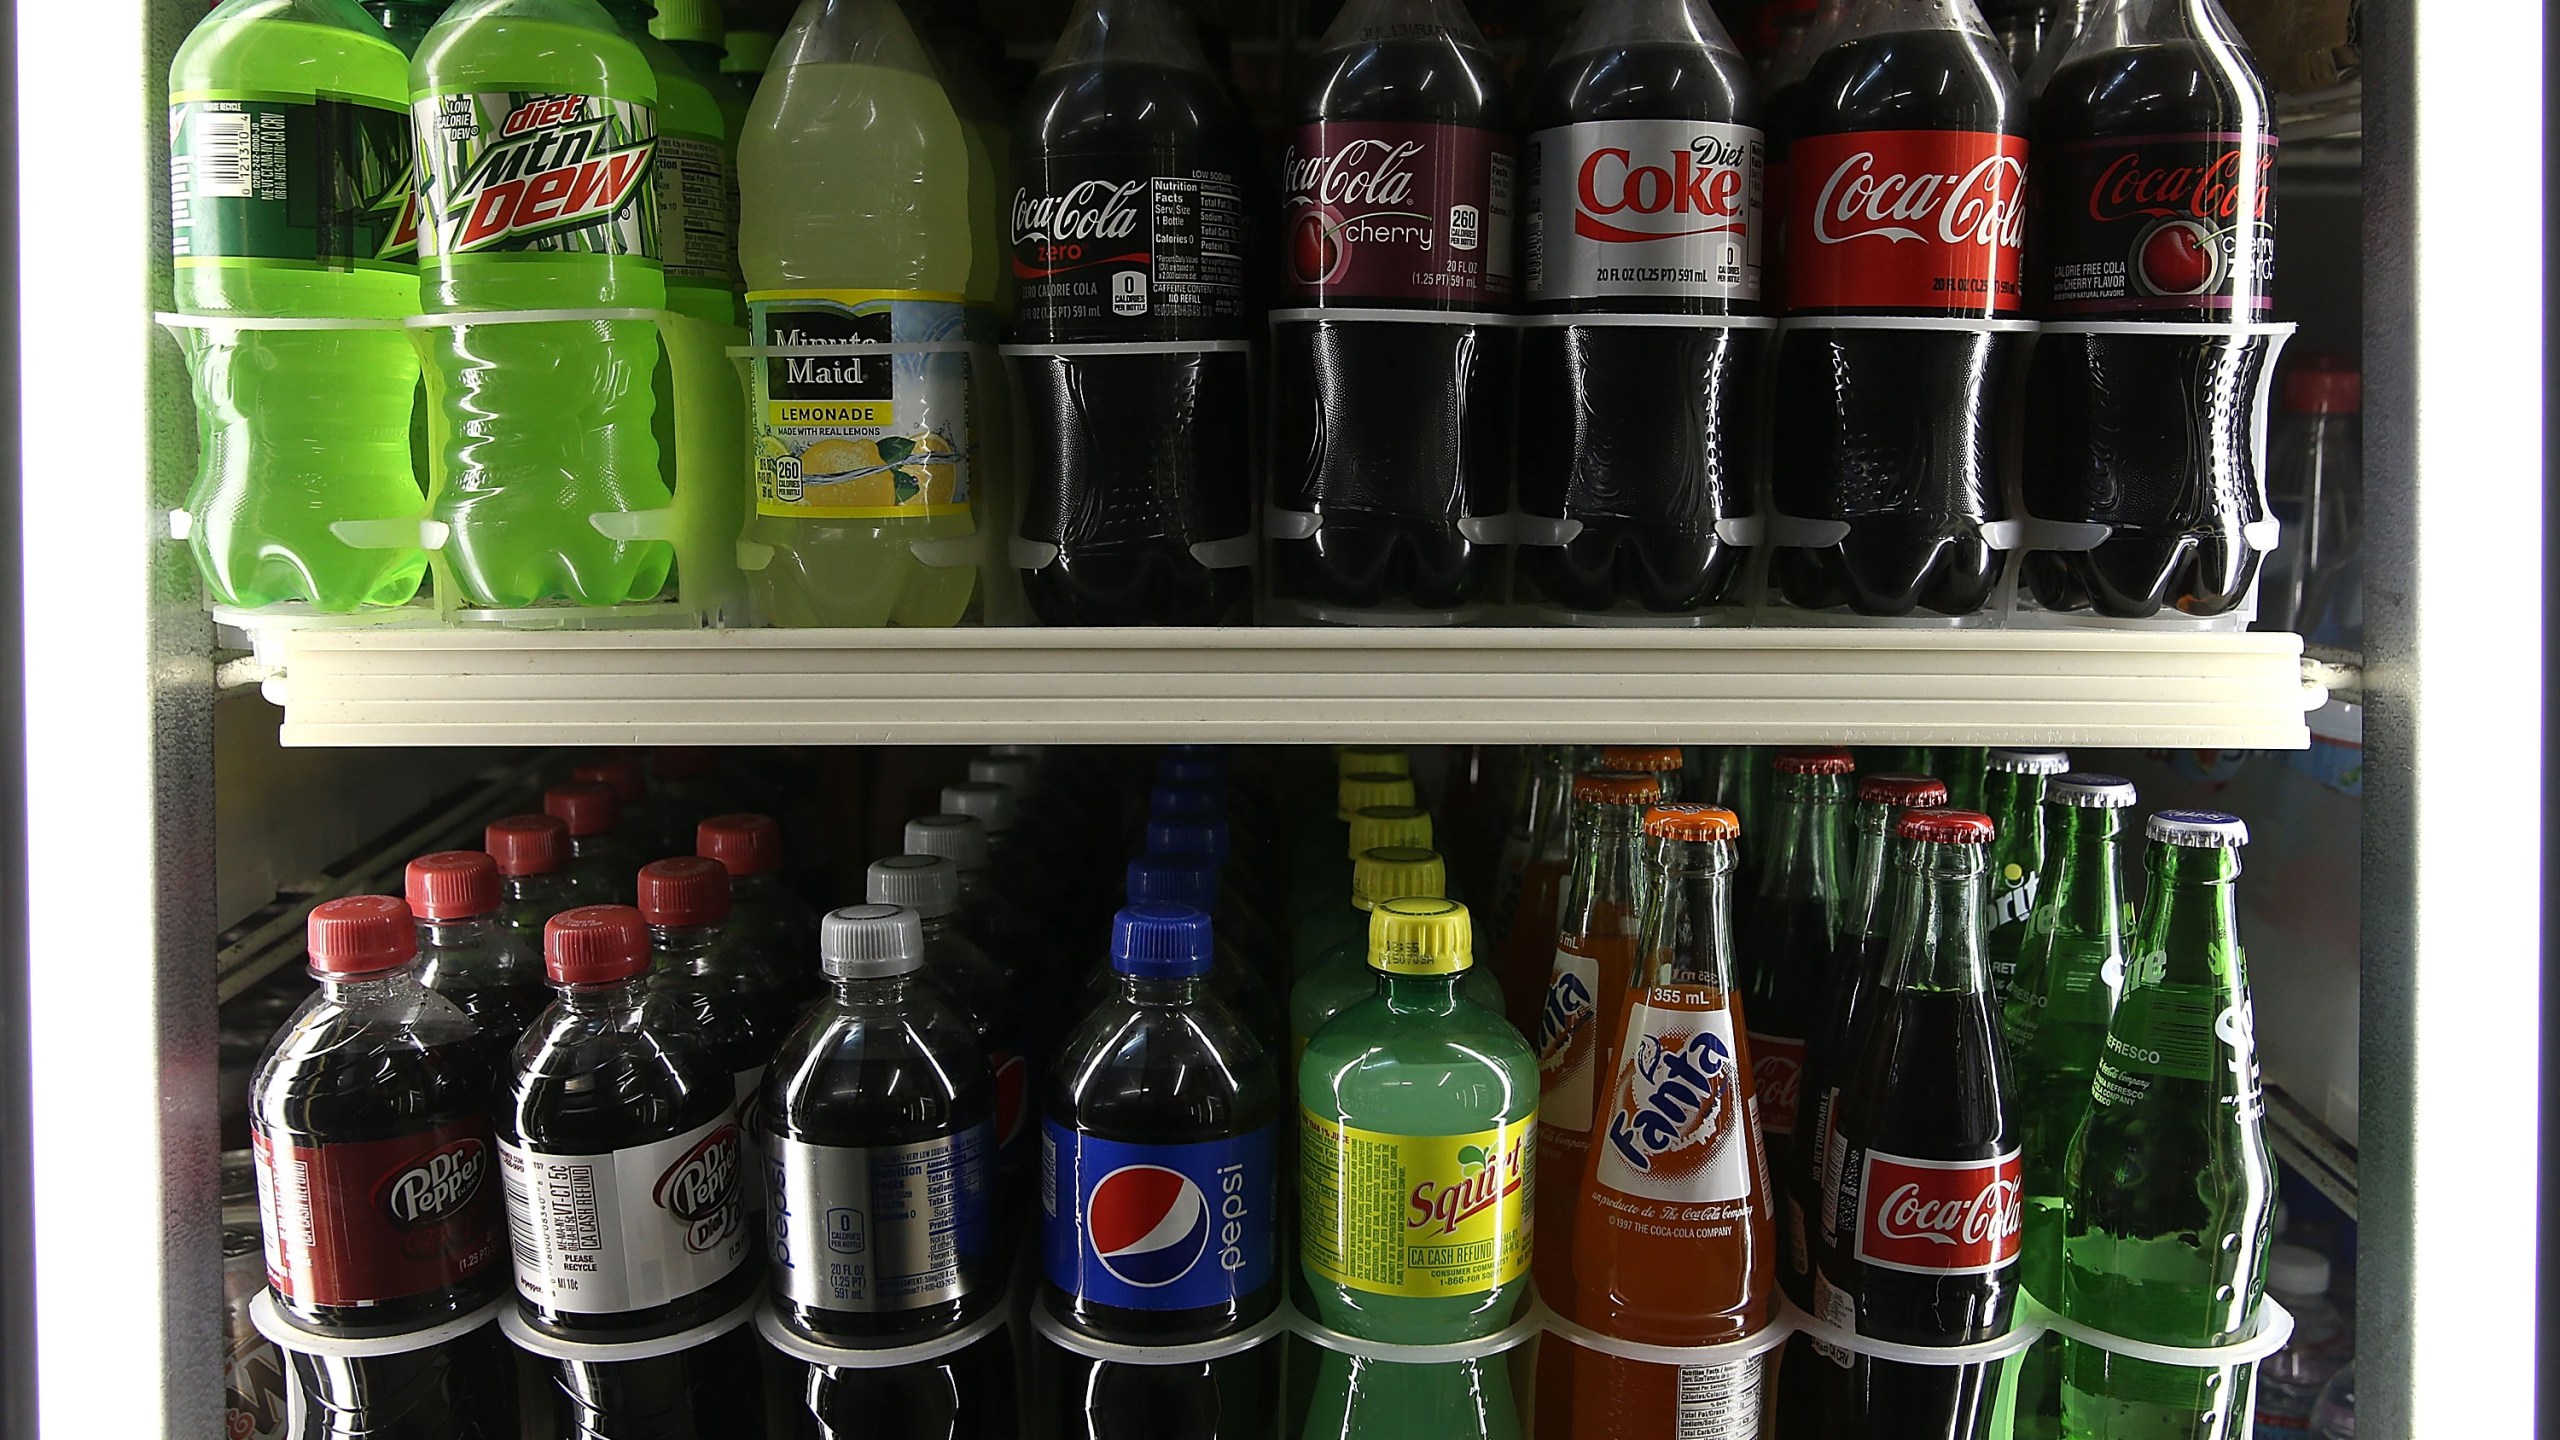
[264, 626, 2323, 748]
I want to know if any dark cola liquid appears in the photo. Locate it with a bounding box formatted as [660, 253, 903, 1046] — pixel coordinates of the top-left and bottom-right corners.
[1770, 30, 2024, 618]
[1012, 59, 1256, 626]
[1783, 926, 1889, 1306]
[547, 1325, 769, 1440]
[1035, 1347, 1280, 1440]
[286, 1326, 520, 1440]
[1517, 41, 1762, 614]
[1772, 1334, 2004, 1440]
[801, 1328, 1017, 1440]
[1739, 894, 1829, 1062]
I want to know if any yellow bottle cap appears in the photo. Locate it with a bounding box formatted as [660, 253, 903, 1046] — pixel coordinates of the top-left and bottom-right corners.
[1351, 847, 1446, 913]
[1337, 771, 1417, 822]
[1347, 804, 1434, 859]
[1368, 896, 1472, 976]
[1335, 746, 1411, 780]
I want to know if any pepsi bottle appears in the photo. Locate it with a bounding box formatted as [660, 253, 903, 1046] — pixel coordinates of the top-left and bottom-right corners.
[1040, 905, 1281, 1440]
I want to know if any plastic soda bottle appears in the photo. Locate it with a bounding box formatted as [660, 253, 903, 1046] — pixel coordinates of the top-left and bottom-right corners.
[485, 812, 574, 949]
[1299, 898, 1535, 1440]
[542, 780, 643, 905]
[696, 812, 820, 986]
[365, 0, 454, 53]
[407, 848, 550, 1070]
[598, 0, 739, 324]
[735, 0, 980, 627]
[868, 855, 1034, 1200]
[2060, 811, 2277, 1440]
[1543, 804, 1774, 1440]
[1115, 856, 1286, 1057]
[638, 856, 797, 1190]
[1289, 847, 1504, 1075]
[1294, 807, 1435, 978]
[411, 0, 677, 609]
[170, 0, 426, 612]
[1983, 747, 2073, 1004]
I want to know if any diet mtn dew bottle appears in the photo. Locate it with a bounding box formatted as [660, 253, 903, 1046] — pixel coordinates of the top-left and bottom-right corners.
[169, 0, 425, 613]
[411, 0, 674, 610]
[736, 0, 979, 628]
[598, 0, 739, 325]
[1299, 897, 1537, 1440]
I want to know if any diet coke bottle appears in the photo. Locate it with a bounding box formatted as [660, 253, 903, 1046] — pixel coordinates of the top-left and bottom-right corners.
[1515, 0, 1767, 617]
[1768, 0, 2029, 617]
[2021, 0, 2281, 618]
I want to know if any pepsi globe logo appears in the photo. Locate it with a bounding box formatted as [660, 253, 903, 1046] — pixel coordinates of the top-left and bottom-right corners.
[1086, 1163, 1255, 1288]
[994, 1052, 1030, 1150]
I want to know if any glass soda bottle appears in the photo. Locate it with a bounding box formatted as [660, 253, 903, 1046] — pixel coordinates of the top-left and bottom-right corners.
[486, 812, 574, 951]
[250, 896, 508, 1333]
[1531, 769, 1661, 1307]
[1691, 746, 1768, 888]
[2060, 810, 2276, 1440]
[412, 0, 676, 609]
[736, 0, 980, 627]
[407, 849, 550, 1073]
[1543, 804, 1775, 1440]
[1489, 746, 1578, 1019]
[1299, 899, 1536, 1440]
[697, 811, 821, 986]
[1290, 847, 1504, 1075]
[169, 0, 425, 612]
[1982, 747, 2072, 1004]
[543, 780, 644, 906]
[1739, 747, 1852, 1176]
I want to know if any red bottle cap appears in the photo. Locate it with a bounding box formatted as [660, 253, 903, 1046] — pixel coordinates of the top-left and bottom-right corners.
[307, 895, 420, 976]
[405, 851, 502, 921]
[1597, 745, 1684, 773]
[1858, 774, 1950, 808]
[1573, 770, 1661, 804]
[1897, 809, 1997, 844]
[698, 813, 783, 877]
[573, 758, 648, 805]
[639, 856, 732, 927]
[544, 781, 621, 838]
[544, 906, 650, 985]
[2282, 358, 2361, 414]
[485, 813, 570, 877]
[1643, 803, 1739, 842]
[652, 746, 714, 781]
[1774, 747, 1856, 776]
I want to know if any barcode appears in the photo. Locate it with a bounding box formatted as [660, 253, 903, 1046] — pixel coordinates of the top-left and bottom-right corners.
[193, 111, 252, 199]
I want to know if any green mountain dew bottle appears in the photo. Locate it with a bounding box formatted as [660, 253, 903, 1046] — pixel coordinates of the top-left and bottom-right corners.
[600, 0, 737, 324]
[2004, 774, 2136, 1440]
[170, 0, 424, 613]
[2060, 811, 2276, 1440]
[1289, 848, 1504, 1078]
[1300, 898, 1534, 1440]
[1982, 748, 2071, 1004]
[651, 0, 748, 147]
[717, 9, 780, 122]
[411, 0, 675, 609]
[364, 0, 454, 53]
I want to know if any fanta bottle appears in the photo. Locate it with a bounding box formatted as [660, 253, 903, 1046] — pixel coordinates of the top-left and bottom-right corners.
[735, 0, 980, 626]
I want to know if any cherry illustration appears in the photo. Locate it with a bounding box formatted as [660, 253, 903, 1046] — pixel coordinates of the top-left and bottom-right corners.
[1289, 211, 1341, 285]
[2138, 221, 2215, 295]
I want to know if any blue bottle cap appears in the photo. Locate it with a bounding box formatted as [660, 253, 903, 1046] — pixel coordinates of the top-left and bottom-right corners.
[1150, 783, 1224, 823]
[1126, 856, 1218, 911]
[1110, 904, 1215, 978]
[1146, 818, 1230, 867]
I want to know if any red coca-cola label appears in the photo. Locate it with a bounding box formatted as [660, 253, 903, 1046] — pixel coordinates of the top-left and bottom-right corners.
[1747, 1029, 1804, 1137]
[1852, 1148, 2024, 1275]
[1783, 129, 2027, 316]
[2039, 133, 2276, 315]
[253, 1120, 506, 1307]
[1279, 121, 1514, 306]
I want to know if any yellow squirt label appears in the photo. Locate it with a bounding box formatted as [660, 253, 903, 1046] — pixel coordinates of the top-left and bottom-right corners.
[1299, 1111, 1533, 1298]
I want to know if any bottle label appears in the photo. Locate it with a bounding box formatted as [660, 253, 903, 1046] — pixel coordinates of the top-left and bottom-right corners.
[1523, 120, 1764, 304]
[1782, 129, 2027, 315]
[1990, 866, 2039, 933]
[656, 129, 736, 289]
[412, 91, 658, 261]
[1849, 1147, 2023, 1276]
[498, 1111, 753, 1315]
[1591, 989, 1758, 1207]
[2038, 132, 2276, 315]
[1299, 1110, 1533, 1298]
[1744, 1029, 1804, 1138]
[1674, 1354, 1770, 1440]
[993, 1048, 1032, 1166]
[170, 95, 415, 273]
[251, 1120, 507, 1309]
[766, 1126, 994, 1313]
[1535, 944, 1603, 1134]
[732, 1066, 766, 1209]
[1278, 121, 1514, 305]
[1011, 160, 1248, 340]
[2091, 960, 2258, 1106]
[1040, 1121, 1277, 1312]
[744, 291, 975, 520]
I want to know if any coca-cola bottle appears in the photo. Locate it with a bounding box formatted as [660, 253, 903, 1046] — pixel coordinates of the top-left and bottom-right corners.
[1768, 0, 2029, 617]
[1270, 0, 1517, 621]
[1008, 0, 1258, 624]
[1791, 808, 2020, 1439]
[1515, 0, 1767, 616]
[2022, 0, 2280, 618]
[1738, 747, 1852, 1171]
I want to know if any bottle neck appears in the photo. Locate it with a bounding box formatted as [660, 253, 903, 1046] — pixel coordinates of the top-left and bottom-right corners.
[916, 909, 960, 944]
[503, 871, 567, 900]
[2137, 842, 2245, 990]
[1758, 772, 1846, 909]
[1565, 0, 1734, 55]
[833, 972, 915, 1009]
[417, 915, 499, 950]
[649, 922, 724, 969]
[1379, 967, 1463, 1013]
[1842, 800, 1898, 940]
[554, 975, 652, 1014]
[1563, 802, 1647, 936]
[1524, 750, 1575, 861]
[1119, 971, 1208, 1006]
[1985, 771, 2047, 852]
[2043, 805, 2127, 935]
[1878, 840, 1992, 996]
[1321, 0, 1492, 49]
[567, 831, 615, 857]
[315, 967, 422, 1006]
[1047, 0, 1210, 71]
[1643, 838, 1739, 988]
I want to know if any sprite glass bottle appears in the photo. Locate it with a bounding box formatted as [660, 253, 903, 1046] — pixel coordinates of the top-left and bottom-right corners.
[1982, 748, 2071, 1005]
[1300, 898, 1535, 1440]
[2060, 811, 2275, 1440]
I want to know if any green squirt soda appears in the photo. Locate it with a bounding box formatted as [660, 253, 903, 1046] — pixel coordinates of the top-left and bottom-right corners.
[412, 0, 675, 608]
[2060, 810, 2276, 1440]
[170, 0, 425, 612]
[1982, 748, 2071, 1004]
[1299, 898, 1536, 1440]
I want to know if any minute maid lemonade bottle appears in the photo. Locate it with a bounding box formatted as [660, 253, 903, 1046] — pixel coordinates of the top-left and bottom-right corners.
[411, 0, 674, 610]
[1299, 898, 1537, 1440]
[736, 0, 978, 627]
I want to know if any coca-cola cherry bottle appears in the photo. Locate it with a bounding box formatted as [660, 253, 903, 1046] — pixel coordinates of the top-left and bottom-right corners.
[2022, 0, 2280, 618]
[1270, 0, 1516, 621]
[1009, 0, 1258, 625]
[1517, 0, 1766, 617]
[1768, 0, 2029, 617]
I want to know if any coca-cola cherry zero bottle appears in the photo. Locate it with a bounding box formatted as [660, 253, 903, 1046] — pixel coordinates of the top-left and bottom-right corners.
[2023, 0, 2280, 618]
[1271, 0, 1516, 621]
[1008, 0, 1258, 625]
[1769, 0, 2029, 617]
[1517, 0, 1767, 616]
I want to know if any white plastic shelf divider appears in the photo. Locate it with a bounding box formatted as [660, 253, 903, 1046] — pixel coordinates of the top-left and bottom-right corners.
[269, 626, 2319, 748]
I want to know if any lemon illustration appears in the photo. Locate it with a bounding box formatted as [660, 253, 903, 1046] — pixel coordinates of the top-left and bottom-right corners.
[800, 436, 881, 478]
[905, 458, 959, 506]
[759, 435, 792, 461]
[800, 470, 897, 510]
